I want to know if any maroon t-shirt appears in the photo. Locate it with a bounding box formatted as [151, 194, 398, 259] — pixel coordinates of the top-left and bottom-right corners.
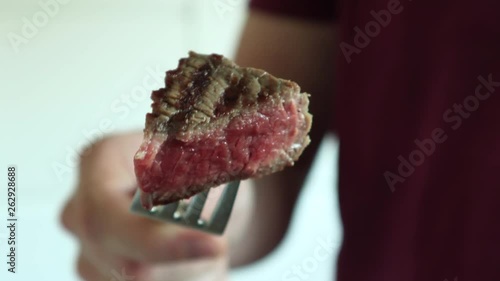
[251, 0, 500, 280]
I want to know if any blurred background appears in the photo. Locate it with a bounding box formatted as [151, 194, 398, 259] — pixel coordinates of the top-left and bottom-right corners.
[0, 0, 341, 280]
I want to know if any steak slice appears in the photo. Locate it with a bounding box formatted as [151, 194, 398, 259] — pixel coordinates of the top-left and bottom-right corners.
[134, 51, 312, 207]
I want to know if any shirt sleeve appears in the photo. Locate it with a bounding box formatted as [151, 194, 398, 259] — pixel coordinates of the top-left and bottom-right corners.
[249, 0, 337, 20]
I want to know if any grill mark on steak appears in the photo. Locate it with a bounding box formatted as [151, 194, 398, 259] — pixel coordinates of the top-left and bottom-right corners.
[134, 52, 312, 205]
[215, 75, 244, 117]
[179, 62, 213, 109]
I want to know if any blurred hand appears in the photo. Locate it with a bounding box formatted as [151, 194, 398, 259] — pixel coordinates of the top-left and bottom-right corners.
[60, 133, 231, 281]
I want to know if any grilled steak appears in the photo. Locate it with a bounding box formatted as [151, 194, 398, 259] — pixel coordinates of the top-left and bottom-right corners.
[134, 52, 312, 207]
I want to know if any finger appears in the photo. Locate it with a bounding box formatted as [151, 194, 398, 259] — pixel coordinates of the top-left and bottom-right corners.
[147, 256, 229, 281]
[77, 254, 106, 281]
[80, 240, 127, 277]
[80, 241, 150, 281]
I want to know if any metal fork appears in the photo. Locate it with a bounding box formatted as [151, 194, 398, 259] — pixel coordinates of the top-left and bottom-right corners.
[130, 181, 240, 235]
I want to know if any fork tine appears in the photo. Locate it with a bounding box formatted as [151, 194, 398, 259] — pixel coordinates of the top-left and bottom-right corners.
[208, 181, 240, 233]
[158, 201, 180, 218]
[184, 190, 209, 224]
[130, 189, 180, 218]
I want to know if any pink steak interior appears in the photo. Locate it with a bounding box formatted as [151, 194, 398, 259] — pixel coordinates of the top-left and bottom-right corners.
[134, 101, 298, 204]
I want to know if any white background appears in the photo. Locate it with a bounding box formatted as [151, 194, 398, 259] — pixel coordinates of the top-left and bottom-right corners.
[0, 0, 341, 280]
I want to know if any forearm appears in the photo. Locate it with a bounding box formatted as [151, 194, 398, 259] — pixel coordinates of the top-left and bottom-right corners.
[226, 164, 311, 267]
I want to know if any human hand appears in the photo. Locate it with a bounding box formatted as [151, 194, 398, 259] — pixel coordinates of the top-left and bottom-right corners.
[61, 133, 230, 281]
